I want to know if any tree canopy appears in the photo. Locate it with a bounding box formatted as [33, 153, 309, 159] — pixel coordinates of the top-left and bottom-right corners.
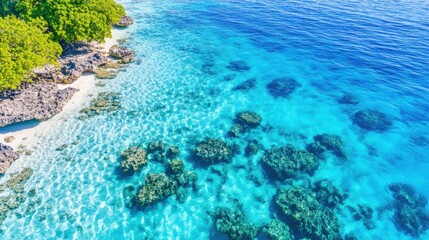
[1, 0, 125, 43]
[0, 0, 125, 91]
[0, 16, 62, 90]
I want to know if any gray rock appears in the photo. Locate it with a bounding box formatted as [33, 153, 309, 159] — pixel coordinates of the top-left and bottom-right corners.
[33, 42, 110, 84]
[115, 16, 134, 27]
[0, 82, 78, 127]
[109, 45, 135, 63]
[0, 144, 20, 174]
[59, 52, 110, 83]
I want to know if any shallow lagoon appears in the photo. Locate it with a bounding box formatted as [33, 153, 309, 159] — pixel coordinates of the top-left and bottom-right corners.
[1, 0, 429, 239]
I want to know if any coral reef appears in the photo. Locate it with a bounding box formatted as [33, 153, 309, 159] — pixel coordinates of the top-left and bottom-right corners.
[229, 111, 262, 137]
[263, 219, 293, 240]
[119, 147, 148, 173]
[168, 159, 185, 174]
[388, 183, 429, 236]
[338, 93, 359, 105]
[194, 138, 235, 165]
[211, 206, 259, 240]
[245, 140, 263, 156]
[352, 109, 392, 132]
[147, 141, 166, 154]
[0, 168, 34, 224]
[79, 92, 121, 119]
[312, 179, 348, 208]
[275, 186, 341, 239]
[135, 173, 177, 207]
[266, 77, 301, 98]
[307, 134, 347, 159]
[351, 204, 375, 230]
[166, 146, 180, 159]
[261, 145, 318, 180]
[226, 60, 251, 72]
[223, 74, 236, 81]
[232, 78, 256, 91]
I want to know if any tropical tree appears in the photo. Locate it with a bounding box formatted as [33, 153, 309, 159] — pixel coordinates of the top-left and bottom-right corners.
[0, 16, 62, 90]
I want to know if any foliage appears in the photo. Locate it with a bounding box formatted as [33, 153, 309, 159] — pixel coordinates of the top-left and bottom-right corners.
[0, 0, 125, 43]
[0, 16, 62, 90]
[38, 0, 125, 43]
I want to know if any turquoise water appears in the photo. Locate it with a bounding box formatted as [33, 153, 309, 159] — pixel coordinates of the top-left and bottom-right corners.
[1, 0, 429, 239]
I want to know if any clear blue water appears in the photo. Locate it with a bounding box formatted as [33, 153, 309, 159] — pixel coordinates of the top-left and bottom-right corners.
[1, 0, 429, 239]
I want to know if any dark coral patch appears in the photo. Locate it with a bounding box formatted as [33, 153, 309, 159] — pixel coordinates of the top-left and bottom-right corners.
[275, 186, 341, 240]
[226, 60, 251, 72]
[352, 109, 392, 132]
[233, 78, 256, 91]
[193, 138, 235, 165]
[261, 145, 318, 180]
[266, 77, 301, 98]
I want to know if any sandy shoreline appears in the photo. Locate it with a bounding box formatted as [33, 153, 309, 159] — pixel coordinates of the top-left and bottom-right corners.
[0, 28, 125, 150]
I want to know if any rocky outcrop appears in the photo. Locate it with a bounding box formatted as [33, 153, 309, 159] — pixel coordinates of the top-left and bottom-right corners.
[0, 144, 20, 174]
[115, 16, 135, 27]
[0, 82, 78, 127]
[109, 45, 135, 63]
[33, 42, 111, 84]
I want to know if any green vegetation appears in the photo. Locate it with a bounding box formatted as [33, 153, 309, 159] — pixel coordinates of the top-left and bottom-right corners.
[0, 0, 126, 91]
[0, 16, 61, 90]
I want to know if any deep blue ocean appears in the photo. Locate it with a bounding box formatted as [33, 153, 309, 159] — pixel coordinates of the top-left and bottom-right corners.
[1, 0, 429, 239]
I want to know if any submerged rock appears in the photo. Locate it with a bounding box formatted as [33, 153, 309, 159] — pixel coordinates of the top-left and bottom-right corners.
[211, 206, 259, 240]
[229, 111, 262, 137]
[235, 111, 262, 129]
[135, 173, 177, 207]
[263, 219, 292, 240]
[352, 109, 392, 132]
[223, 74, 237, 81]
[166, 146, 180, 159]
[352, 204, 376, 230]
[96, 68, 117, 79]
[338, 93, 359, 105]
[232, 78, 257, 91]
[109, 45, 135, 63]
[388, 183, 429, 237]
[79, 92, 121, 118]
[266, 77, 301, 98]
[307, 134, 347, 159]
[194, 138, 235, 165]
[0, 82, 77, 127]
[226, 60, 251, 72]
[168, 159, 185, 174]
[275, 186, 341, 240]
[147, 141, 166, 154]
[312, 179, 348, 208]
[119, 147, 148, 174]
[245, 140, 263, 156]
[0, 168, 33, 223]
[0, 144, 20, 174]
[115, 16, 135, 27]
[261, 145, 318, 180]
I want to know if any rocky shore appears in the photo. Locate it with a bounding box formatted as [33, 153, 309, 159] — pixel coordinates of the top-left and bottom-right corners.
[0, 16, 135, 174]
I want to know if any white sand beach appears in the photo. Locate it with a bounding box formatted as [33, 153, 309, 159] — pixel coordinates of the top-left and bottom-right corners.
[0, 28, 125, 150]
